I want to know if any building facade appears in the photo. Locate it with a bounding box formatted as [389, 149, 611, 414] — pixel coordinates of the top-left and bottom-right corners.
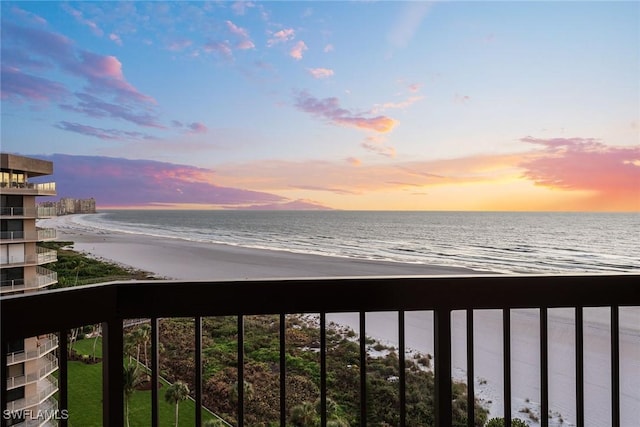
[39, 197, 96, 216]
[1, 154, 59, 426]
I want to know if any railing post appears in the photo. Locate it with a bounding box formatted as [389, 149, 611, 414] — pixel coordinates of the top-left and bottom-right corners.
[151, 318, 159, 427]
[611, 306, 620, 427]
[59, 330, 69, 427]
[359, 311, 367, 427]
[540, 308, 548, 427]
[279, 314, 286, 427]
[434, 308, 452, 427]
[504, 309, 511, 427]
[466, 309, 475, 427]
[320, 312, 327, 427]
[237, 315, 244, 427]
[576, 307, 584, 427]
[399, 310, 406, 427]
[195, 316, 203, 427]
[102, 318, 124, 427]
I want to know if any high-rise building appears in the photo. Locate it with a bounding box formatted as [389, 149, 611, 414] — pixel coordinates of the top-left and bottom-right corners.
[1, 154, 59, 426]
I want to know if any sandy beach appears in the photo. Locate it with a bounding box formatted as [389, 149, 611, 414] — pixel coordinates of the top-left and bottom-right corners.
[40, 215, 639, 426]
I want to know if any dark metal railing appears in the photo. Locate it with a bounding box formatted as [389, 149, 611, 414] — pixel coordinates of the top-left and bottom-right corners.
[1, 274, 638, 427]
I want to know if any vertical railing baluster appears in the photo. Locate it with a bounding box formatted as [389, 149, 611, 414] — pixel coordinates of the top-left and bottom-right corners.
[320, 312, 327, 427]
[237, 315, 244, 427]
[504, 309, 511, 427]
[280, 313, 286, 427]
[195, 316, 203, 427]
[59, 330, 69, 427]
[611, 305, 620, 427]
[466, 310, 475, 427]
[576, 307, 584, 427]
[399, 310, 406, 427]
[540, 308, 549, 427]
[102, 318, 124, 427]
[151, 318, 159, 427]
[434, 308, 452, 427]
[360, 311, 367, 427]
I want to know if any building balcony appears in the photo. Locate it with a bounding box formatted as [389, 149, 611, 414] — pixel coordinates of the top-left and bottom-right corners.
[1, 275, 638, 427]
[0, 229, 56, 242]
[5, 377, 58, 413]
[0, 206, 55, 218]
[0, 267, 57, 294]
[0, 248, 57, 269]
[6, 335, 59, 366]
[36, 247, 57, 265]
[0, 207, 36, 218]
[0, 182, 56, 196]
[6, 354, 58, 390]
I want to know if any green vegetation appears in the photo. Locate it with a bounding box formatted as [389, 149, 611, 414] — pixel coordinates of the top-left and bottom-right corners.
[42, 241, 153, 287]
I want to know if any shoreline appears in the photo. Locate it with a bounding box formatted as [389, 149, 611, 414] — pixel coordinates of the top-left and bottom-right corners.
[38, 214, 640, 425]
[41, 215, 484, 280]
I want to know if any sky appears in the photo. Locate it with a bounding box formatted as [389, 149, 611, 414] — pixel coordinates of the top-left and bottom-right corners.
[1, 1, 639, 211]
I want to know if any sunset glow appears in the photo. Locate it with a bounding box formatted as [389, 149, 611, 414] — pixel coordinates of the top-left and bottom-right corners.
[2, 1, 638, 211]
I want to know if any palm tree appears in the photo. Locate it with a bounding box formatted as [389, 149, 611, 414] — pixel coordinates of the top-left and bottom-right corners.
[229, 380, 254, 404]
[290, 401, 318, 427]
[131, 325, 151, 367]
[165, 380, 190, 427]
[123, 364, 144, 427]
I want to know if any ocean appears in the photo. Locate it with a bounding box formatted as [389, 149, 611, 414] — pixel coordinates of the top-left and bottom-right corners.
[73, 210, 640, 275]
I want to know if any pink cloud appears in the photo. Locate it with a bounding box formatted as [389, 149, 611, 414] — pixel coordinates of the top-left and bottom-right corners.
[1, 66, 68, 102]
[323, 44, 334, 53]
[290, 41, 308, 60]
[188, 122, 208, 134]
[59, 93, 163, 128]
[520, 137, 640, 196]
[204, 41, 233, 59]
[11, 6, 47, 26]
[346, 157, 361, 167]
[33, 154, 288, 208]
[2, 22, 154, 105]
[236, 40, 256, 50]
[408, 83, 422, 93]
[294, 91, 398, 133]
[232, 1, 255, 15]
[109, 33, 123, 46]
[268, 29, 295, 46]
[62, 4, 104, 37]
[307, 68, 334, 79]
[226, 20, 249, 38]
[291, 185, 361, 195]
[54, 121, 156, 141]
[166, 38, 193, 51]
[361, 136, 396, 158]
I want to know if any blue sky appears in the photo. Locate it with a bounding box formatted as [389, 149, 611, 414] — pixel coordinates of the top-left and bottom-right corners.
[2, 1, 639, 210]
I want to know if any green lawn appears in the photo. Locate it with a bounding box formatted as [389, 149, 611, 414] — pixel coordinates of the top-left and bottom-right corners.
[68, 338, 223, 427]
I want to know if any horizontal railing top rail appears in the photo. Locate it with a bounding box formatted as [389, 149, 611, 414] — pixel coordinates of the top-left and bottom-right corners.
[1, 274, 638, 341]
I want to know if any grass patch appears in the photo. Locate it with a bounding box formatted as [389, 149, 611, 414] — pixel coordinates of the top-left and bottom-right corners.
[68, 338, 223, 427]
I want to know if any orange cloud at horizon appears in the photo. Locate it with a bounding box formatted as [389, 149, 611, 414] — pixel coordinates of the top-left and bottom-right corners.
[213, 139, 639, 212]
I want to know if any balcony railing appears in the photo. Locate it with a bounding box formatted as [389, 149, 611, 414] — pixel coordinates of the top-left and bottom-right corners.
[0, 268, 57, 294]
[0, 229, 56, 242]
[0, 182, 56, 195]
[36, 247, 57, 265]
[0, 207, 35, 217]
[5, 377, 58, 413]
[0, 248, 57, 268]
[1, 275, 638, 427]
[6, 354, 59, 390]
[6, 335, 59, 366]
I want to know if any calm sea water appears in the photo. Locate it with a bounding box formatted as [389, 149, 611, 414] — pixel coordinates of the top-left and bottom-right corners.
[73, 210, 639, 274]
